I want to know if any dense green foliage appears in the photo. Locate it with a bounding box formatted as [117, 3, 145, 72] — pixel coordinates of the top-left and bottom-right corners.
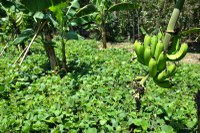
[0, 40, 199, 132]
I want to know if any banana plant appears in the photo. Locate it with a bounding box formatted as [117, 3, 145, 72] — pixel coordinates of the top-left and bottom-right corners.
[17, 0, 66, 70]
[76, 0, 138, 48]
[0, 0, 28, 50]
[49, 0, 82, 70]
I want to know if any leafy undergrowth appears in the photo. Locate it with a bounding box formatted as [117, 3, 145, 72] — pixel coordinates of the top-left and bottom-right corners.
[0, 40, 199, 132]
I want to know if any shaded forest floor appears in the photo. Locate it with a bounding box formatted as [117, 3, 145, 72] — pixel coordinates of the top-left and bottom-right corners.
[101, 41, 200, 64]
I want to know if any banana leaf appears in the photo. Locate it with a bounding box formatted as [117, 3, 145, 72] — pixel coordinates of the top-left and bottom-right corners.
[108, 2, 138, 12]
[12, 29, 33, 45]
[76, 4, 97, 18]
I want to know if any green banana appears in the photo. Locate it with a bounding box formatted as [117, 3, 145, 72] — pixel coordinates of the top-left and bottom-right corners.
[149, 58, 157, 77]
[156, 62, 176, 81]
[154, 41, 164, 59]
[134, 41, 145, 65]
[157, 31, 163, 41]
[168, 36, 180, 54]
[150, 35, 158, 55]
[157, 51, 167, 71]
[144, 46, 152, 66]
[16, 15, 23, 24]
[153, 77, 172, 88]
[144, 35, 151, 48]
[166, 62, 176, 77]
[167, 43, 188, 61]
[157, 70, 168, 81]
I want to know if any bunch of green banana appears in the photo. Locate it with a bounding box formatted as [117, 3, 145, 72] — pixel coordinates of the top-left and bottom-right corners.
[133, 33, 188, 88]
[167, 43, 188, 61]
[16, 14, 23, 27]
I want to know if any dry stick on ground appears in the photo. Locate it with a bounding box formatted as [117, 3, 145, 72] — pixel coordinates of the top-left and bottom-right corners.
[14, 46, 28, 64]
[19, 21, 47, 66]
[0, 43, 9, 56]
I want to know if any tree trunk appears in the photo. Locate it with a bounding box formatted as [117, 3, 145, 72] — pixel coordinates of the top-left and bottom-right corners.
[101, 24, 107, 49]
[43, 24, 59, 70]
[43, 44, 59, 70]
[61, 38, 67, 70]
[137, 10, 140, 40]
[132, 12, 135, 42]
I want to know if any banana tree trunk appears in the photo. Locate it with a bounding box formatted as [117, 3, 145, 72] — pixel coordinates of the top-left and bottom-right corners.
[43, 44, 58, 70]
[101, 24, 107, 49]
[61, 38, 67, 70]
[43, 24, 58, 70]
[163, 0, 185, 50]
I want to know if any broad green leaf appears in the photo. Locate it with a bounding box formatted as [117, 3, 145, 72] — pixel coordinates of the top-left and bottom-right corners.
[100, 119, 107, 125]
[116, 126, 122, 132]
[108, 2, 138, 12]
[1, 0, 14, 8]
[21, 0, 65, 12]
[33, 11, 45, 21]
[0, 85, 5, 92]
[12, 29, 33, 45]
[63, 32, 79, 40]
[141, 120, 149, 130]
[70, 0, 80, 8]
[186, 119, 197, 128]
[161, 125, 173, 132]
[49, 2, 66, 23]
[132, 118, 142, 126]
[21, 121, 31, 132]
[85, 128, 97, 133]
[76, 4, 97, 17]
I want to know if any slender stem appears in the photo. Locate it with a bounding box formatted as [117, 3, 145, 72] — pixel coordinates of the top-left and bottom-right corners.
[140, 74, 149, 86]
[61, 22, 67, 69]
[0, 43, 8, 56]
[163, 0, 185, 51]
[14, 46, 28, 64]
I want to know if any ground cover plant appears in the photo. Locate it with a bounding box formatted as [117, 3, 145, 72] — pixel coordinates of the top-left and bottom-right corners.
[0, 40, 199, 132]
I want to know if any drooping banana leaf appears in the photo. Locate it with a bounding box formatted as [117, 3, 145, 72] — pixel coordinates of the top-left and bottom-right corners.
[75, 4, 98, 18]
[63, 31, 84, 40]
[12, 29, 33, 45]
[21, 0, 65, 12]
[108, 2, 138, 12]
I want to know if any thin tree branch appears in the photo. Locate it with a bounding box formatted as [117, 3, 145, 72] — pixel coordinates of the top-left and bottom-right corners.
[14, 46, 28, 64]
[19, 21, 47, 66]
[0, 43, 9, 56]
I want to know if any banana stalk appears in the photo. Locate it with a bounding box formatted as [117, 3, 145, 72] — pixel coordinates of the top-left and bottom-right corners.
[163, 0, 185, 51]
[140, 74, 149, 86]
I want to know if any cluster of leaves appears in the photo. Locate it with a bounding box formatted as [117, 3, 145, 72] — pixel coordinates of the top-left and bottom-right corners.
[0, 40, 199, 132]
